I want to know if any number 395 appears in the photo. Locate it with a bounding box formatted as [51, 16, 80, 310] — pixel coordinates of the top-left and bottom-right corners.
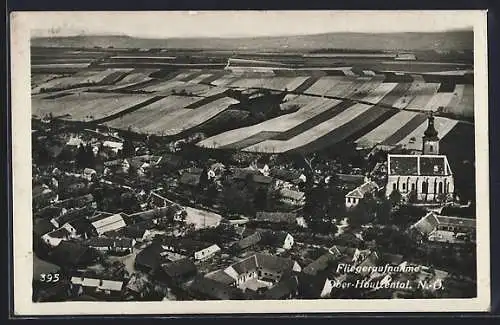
[39, 273, 60, 283]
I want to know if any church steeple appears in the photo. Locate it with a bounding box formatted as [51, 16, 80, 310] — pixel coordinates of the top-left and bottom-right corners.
[424, 112, 439, 140]
[422, 112, 440, 155]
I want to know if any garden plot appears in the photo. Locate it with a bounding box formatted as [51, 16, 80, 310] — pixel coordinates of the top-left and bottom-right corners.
[322, 80, 355, 97]
[348, 78, 385, 100]
[423, 92, 455, 112]
[32, 92, 154, 121]
[104, 95, 202, 130]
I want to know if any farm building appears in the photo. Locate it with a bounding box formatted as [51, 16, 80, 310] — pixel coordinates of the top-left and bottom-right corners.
[411, 212, 476, 243]
[345, 181, 380, 209]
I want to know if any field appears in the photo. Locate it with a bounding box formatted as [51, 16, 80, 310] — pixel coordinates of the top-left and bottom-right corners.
[31, 45, 475, 154]
[32, 92, 156, 121]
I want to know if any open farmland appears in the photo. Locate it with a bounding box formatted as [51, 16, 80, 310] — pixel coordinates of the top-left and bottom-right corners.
[32, 92, 157, 122]
[197, 97, 340, 149]
[32, 69, 132, 94]
[104, 95, 202, 130]
[104, 96, 239, 135]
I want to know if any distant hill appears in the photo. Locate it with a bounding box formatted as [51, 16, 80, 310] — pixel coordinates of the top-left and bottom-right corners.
[31, 31, 473, 51]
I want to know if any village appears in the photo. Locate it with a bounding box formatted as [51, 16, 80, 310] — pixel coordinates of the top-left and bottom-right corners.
[31, 113, 477, 302]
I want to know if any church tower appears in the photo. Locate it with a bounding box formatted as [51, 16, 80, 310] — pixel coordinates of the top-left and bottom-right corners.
[422, 112, 439, 155]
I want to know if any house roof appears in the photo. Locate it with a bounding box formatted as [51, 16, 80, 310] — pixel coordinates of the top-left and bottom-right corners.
[237, 232, 262, 249]
[279, 188, 305, 202]
[161, 258, 197, 278]
[336, 173, 365, 184]
[189, 276, 243, 300]
[345, 181, 379, 199]
[263, 276, 298, 300]
[90, 213, 126, 235]
[86, 237, 134, 248]
[49, 241, 94, 266]
[71, 276, 124, 291]
[45, 227, 71, 239]
[205, 270, 236, 285]
[252, 174, 273, 184]
[435, 215, 476, 229]
[302, 252, 340, 276]
[412, 212, 440, 235]
[255, 211, 298, 224]
[269, 168, 302, 184]
[134, 242, 164, 271]
[261, 231, 291, 247]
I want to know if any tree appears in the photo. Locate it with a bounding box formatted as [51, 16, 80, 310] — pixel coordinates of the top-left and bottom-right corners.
[76, 143, 87, 168]
[389, 188, 403, 207]
[122, 135, 135, 158]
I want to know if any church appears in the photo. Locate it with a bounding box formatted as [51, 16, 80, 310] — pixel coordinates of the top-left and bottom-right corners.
[385, 113, 455, 202]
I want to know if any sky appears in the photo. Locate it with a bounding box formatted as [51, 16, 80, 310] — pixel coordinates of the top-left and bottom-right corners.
[28, 11, 477, 38]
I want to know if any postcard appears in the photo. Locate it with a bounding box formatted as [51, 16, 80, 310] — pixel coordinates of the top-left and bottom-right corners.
[10, 10, 490, 315]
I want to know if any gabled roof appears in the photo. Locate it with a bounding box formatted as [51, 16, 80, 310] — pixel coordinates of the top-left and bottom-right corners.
[205, 270, 236, 285]
[263, 276, 298, 300]
[345, 181, 379, 199]
[189, 276, 243, 300]
[86, 237, 134, 248]
[302, 252, 340, 276]
[279, 188, 305, 202]
[255, 211, 298, 224]
[237, 232, 262, 249]
[161, 258, 197, 278]
[435, 215, 476, 229]
[412, 212, 440, 235]
[49, 241, 95, 266]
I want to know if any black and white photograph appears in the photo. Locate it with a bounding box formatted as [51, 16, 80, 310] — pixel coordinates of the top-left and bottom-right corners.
[10, 10, 490, 314]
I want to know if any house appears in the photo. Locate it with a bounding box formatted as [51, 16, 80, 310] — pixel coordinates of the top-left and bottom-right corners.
[134, 242, 166, 273]
[234, 232, 263, 251]
[86, 237, 136, 254]
[163, 238, 221, 261]
[50, 205, 94, 228]
[188, 276, 244, 300]
[269, 168, 304, 185]
[53, 194, 95, 210]
[89, 212, 127, 236]
[102, 140, 123, 154]
[278, 188, 305, 206]
[263, 276, 299, 300]
[48, 241, 98, 267]
[110, 220, 155, 242]
[214, 253, 302, 290]
[42, 226, 73, 247]
[262, 231, 294, 250]
[70, 275, 124, 299]
[345, 181, 379, 208]
[146, 191, 172, 208]
[159, 258, 197, 285]
[302, 251, 342, 276]
[411, 212, 476, 243]
[255, 211, 299, 225]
